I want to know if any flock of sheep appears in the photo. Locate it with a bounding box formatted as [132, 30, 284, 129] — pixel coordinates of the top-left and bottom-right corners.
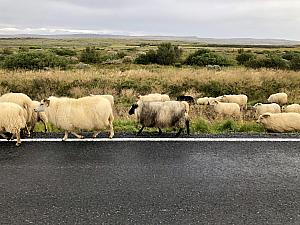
[0, 91, 300, 146]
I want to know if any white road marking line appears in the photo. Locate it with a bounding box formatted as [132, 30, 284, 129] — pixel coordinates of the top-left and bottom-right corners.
[1, 138, 300, 142]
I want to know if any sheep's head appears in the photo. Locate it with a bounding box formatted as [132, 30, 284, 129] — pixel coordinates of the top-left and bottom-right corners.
[256, 113, 271, 124]
[129, 103, 139, 115]
[34, 99, 50, 112]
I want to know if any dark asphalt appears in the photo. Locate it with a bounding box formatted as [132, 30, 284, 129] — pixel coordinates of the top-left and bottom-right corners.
[0, 138, 300, 225]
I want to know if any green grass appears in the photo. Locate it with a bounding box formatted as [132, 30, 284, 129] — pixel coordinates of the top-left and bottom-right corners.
[33, 119, 266, 134]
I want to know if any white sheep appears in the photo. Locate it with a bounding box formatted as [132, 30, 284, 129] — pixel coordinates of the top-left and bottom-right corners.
[257, 112, 300, 132]
[0, 93, 34, 135]
[196, 97, 221, 105]
[138, 93, 170, 102]
[210, 101, 241, 120]
[34, 96, 114, 141]
[0, 102, 27, 146]
[90, 94, 114, 106]
[253, 103, 281, 119]
[267, 93, 288, 105]
[282, 104, 300, 113]
[129, 100, 190, 136]
[31, 100, 48, 132]
[219, 94, 248, 110]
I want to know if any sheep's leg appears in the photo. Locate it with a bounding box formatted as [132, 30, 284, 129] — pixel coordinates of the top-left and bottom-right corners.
[158, 128, 162, 135]
[108, 114, 114, 139]
[25, 125, 31, 137]
[175, 128, 183, 137]
[62, 131, 69, 141]
[71, 132, 84, 139]
[186, 120, 190, 135]
[15, 130, 21, 147]
[137, 126, 145, 135]
[93, 131, 100, 138]
[43, 122, 48, 133]
[0, 133, 8, 139]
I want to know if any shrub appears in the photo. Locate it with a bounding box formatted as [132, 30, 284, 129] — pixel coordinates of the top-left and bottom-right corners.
[236, 52, 256, 65]
[52, 48, 77, 56]
[80, 47, 100, 63]
[135, 43, 182, 65]
[290, 55, 300, 71]
[245, 54, 289, 70]
[2, 47, 13, 55]
[184, 49, 235, 67]
[192, 118, 210, 133]
[156, 43, 182, 65]
[134, 49, 157, 64]
[2, 51, 69, 70]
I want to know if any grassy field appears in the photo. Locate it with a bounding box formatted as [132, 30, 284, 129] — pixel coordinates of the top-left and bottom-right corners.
[1, 38, 300, 134]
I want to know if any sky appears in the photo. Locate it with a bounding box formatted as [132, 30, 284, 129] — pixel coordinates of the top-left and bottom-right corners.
[0, 0, 299, 40]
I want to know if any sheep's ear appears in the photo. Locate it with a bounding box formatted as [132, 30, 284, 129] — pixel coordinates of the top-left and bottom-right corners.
[137, 95, 141, 99]
[262, 114, 271, 118]
[44, 99, 50, 106]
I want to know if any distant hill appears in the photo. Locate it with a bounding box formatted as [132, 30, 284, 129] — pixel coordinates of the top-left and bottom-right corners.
[0, 34, 299, 46]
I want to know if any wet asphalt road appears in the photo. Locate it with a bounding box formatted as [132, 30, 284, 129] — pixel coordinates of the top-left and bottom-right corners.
[0, 136, 300, 225]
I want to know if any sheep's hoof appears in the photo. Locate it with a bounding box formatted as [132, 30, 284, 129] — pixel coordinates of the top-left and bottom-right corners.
[79, 136, 84, 139]
[16, 143, 21, 147]
[62, 138, 67, 142]
[109, 135, 113, 139]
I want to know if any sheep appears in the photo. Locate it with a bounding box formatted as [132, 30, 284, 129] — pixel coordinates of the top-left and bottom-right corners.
[31, 100, 48, 132]
[176, 95, 195, 104]
[257, 112, 300, 132]
[34, 96, 114, 141]
[206, 65, 221, 71]
[282, 104, 300, 113]
[252, 103, 281, 119]
[0, 102, 27, 146]
[267, 93, 288, 105]
[128, 100, 190, 136]
[219, 94, 248, 110]
[196, 97, 221, 105]
[90, 94, 114, 106]
[138, 93, 170, 102]
[210, 101, 241, 120]
[0, 93, 34, 135]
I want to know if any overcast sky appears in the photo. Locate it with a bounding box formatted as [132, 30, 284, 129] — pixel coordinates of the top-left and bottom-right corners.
[0, 0, 299, 40]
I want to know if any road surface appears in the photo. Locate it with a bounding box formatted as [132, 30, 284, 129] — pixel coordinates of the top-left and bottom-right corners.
[0, 135, 299, 224]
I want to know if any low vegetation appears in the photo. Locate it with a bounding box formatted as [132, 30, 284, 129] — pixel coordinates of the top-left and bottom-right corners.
[1, 38, 300, 134]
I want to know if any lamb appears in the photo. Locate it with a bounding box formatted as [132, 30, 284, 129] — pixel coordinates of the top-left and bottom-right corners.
[219, 94, 248, 110]
[267, 93, 288, 105]
[252, 103, 281, 119]
[34, 96, 114, 141]
[176, 95, 195, 104]
[282, 104, 300, 113]
[0, 102, 26, 146]
[138, 93, 170, 102]
[128, 100, 190, 136]
[206, 65, 221, 71]
[210, 101, 241, 120]
[257, 112, 300, 132]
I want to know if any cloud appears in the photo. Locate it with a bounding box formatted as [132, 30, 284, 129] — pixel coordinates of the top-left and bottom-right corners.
[0, 0, 299, 39]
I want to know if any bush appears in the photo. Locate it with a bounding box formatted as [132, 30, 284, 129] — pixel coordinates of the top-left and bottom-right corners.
[156, 43, 182, 65]
[236, 52, 256, 65]
[135, 43, 182, 65]
[290, 55, 300, 71]
[2, 51, 69, 70]
[80, 47, 100, 63]
[184, 49, 235, 67]
[52, 48, 77, 56]
[134, 49, 157, 64]
[245, 54, 289, 70]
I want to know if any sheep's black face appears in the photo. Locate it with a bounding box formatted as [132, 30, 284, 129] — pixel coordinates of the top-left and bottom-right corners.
[129, 104, 138, 115]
